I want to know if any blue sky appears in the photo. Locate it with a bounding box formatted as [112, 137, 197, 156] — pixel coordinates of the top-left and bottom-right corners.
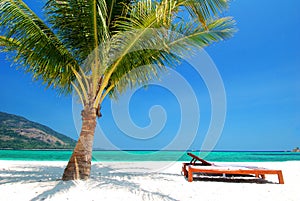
[0, 0, 299, 151]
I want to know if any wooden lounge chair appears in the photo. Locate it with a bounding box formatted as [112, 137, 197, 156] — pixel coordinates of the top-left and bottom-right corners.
[182, 153, 284, 184]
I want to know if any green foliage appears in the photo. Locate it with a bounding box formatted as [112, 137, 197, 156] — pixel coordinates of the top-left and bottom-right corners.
[0, 0, 236, 144]
[0, 0, 77, 93]
[0, 0, 235, 104]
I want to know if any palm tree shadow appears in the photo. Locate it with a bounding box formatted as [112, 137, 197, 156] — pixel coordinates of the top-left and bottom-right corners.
[91, 163, 179, 201]
[31, 181, 76, 201]
[26, 163, 180, 201]
[0, 162, 76, 201]
[0, 166, 63, 185]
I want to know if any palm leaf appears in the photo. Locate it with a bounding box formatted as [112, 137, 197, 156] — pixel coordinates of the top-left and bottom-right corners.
[45, 0, 104, 62]
[107, 0, 132, 32]
[180, 0, 228, 29]
[98, 1, 235, 100]
[169, 17, 236, 51]
[0, 35, 20, 51]
[1, 0, 235, 102]
[0, 0, 78, 93]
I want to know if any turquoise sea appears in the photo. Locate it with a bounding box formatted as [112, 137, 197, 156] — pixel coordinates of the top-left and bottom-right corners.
[0, 150, 300, 162]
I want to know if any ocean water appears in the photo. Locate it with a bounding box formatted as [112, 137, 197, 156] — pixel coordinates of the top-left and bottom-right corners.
[0, 150, 300, 162]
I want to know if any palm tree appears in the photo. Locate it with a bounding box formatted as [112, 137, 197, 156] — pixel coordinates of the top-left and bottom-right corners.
[0, 0, 235, 180]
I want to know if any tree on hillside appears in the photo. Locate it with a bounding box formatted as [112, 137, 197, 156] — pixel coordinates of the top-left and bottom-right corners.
[0, 0, 235, 180]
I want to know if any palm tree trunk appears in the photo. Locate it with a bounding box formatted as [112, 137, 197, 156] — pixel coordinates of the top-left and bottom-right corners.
[62, 107, 97, 180]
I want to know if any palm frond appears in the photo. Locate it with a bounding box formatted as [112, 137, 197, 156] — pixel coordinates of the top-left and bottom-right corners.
[0, 0, 77, 93]
[93, 2, 163, 106]
[95, 0, 235, 102]
[1, 0, 235, 104]
[97, 0, 180, 98]
[45, 0, 106, 62]
[180, 0, 228, 29]
[0, 35, 20, 51]
[169, 17, 236, 52]
[107, 0, 131, 33]
[155, 0, 178, 27]
[104, 18, 235, 100]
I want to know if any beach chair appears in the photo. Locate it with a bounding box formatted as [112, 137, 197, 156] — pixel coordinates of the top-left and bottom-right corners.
[182, 153, 284, 184]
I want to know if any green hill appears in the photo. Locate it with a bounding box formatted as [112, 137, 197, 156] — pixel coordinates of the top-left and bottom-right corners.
[0, 111, 76, 149]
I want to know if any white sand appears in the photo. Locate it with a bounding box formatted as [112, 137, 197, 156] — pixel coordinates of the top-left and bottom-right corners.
[0, 160, 299, 201]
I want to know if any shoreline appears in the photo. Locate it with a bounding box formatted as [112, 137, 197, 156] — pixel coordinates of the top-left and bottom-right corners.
[1, 149, 296, 151]
[1, 160, 300, 201]
[1, 150, 300, 163]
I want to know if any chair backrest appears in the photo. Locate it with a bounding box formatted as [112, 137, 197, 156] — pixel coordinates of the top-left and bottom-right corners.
[187, 152, 212, 166]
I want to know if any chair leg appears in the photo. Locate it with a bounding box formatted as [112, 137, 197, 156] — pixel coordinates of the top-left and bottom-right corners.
[188, 169, 193, 182]
[277, 172, 284, 184]
[182, 164, 188, 177]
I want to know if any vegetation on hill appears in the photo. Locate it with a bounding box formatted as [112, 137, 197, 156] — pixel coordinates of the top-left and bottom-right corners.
[0, 112, 76, 149]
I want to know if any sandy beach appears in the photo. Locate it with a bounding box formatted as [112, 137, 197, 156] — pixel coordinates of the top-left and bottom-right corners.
[0, 160, 299, 201]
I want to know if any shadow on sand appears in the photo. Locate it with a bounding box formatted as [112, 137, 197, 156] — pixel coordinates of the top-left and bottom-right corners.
[1, 162, 180, 201]
[183, 173, 276, 184]
[1, 162, 277, 201]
